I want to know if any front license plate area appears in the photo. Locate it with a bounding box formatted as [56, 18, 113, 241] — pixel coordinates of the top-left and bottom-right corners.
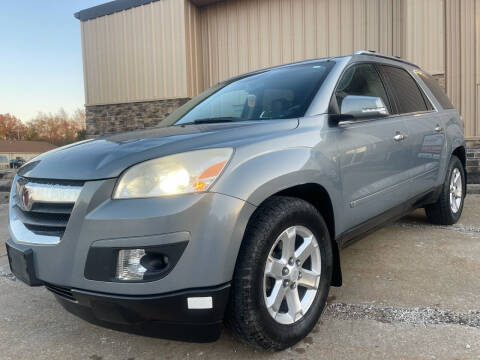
[6, 242, 42, 286]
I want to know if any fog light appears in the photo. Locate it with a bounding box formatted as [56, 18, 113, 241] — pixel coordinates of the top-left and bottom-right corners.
[116, 249, 147, 281]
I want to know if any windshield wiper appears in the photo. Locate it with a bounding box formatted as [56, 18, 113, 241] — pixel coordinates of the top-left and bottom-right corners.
[179, 117, 240, 125]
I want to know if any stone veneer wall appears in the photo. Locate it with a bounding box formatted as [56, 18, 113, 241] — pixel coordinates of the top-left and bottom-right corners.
[466, 141, 480, 184]
[85, 98, 190, 136]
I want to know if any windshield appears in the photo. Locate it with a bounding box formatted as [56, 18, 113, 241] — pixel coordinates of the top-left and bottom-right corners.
[163, 61, 334, 126]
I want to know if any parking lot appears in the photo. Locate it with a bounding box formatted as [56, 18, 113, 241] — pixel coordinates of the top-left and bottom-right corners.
[0, 195, 479, 360]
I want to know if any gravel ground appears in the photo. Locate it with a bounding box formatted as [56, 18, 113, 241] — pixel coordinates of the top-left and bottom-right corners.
[0, 195, 479, 359]
[324, 303, 480, 328]
[0, 170, 15, 193]
[0, 192, 8, 204]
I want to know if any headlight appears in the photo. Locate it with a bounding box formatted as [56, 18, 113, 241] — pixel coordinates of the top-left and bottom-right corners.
[113, 148, 233, 199]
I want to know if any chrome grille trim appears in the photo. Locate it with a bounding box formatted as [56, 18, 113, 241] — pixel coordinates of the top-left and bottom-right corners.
[15, 181, 82, 205]
[9, 213, 62, 245]
[9, 176, 83, 245]
[12, 205, 69, 228]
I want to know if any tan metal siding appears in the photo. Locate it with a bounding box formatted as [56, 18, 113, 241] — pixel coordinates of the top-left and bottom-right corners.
[199, 0, 404, 88]
[80, 0, 447, 106]
[403, 0, 444, 75]
[81, 0, 188, 106]
[446, 0, 479, 139]
[185, 0, 204, 97]
[477, 0, 480, 139]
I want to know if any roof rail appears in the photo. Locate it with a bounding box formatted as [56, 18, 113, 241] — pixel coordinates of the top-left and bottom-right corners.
[353, 50, 420, 68]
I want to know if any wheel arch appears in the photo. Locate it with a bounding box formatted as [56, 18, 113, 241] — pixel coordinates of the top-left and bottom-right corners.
[242, 183, 342, 287]
[452, 145, 467, 184]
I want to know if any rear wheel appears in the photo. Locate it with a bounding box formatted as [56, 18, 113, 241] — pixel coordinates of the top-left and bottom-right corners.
[425, 155, 465, 225]
[227, 196, 333, 350]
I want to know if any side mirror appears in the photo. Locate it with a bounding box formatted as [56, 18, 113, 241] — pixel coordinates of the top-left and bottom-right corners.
[340, 95, 389, 120]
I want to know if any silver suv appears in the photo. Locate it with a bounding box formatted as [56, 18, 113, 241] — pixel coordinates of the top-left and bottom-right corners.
[6, 51, 466, 350]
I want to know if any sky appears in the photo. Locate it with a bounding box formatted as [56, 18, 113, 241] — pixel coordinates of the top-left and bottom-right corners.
[0, 1, 106, 122]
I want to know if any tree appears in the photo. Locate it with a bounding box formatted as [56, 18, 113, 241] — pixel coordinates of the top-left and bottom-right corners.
[0, 114, 26, 140]
[76, 129, 87, 141]
[0, 108, 86, 146]
[27, 108, 86, 146]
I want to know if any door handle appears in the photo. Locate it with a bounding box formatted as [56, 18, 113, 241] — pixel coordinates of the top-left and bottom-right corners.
[435, 125, 444, 133]
[393, 134, 406, 142]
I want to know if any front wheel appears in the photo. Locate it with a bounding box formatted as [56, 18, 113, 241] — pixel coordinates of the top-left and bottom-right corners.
[227, 196, 333, 350]
[425, 155, 466, 225]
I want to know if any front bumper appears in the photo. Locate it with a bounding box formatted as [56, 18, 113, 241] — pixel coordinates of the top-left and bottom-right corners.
[50, 282, 230, 342]
[5, 239, 229, 342]
[7, 177, 256, 340]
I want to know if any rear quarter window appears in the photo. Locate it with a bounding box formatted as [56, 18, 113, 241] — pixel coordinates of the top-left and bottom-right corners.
[414, 70, 455, 110]
[379, 65, 431, 114]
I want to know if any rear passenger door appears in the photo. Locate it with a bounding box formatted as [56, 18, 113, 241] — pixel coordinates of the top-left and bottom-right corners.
[378, 65, 446, 197]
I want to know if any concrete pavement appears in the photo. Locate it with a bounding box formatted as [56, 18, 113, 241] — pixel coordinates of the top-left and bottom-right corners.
[0, 198, 479, 359]
[0, 203, 8, 268]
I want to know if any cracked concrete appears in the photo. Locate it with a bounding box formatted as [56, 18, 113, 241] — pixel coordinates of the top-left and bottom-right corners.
[0, 197, 479, 359]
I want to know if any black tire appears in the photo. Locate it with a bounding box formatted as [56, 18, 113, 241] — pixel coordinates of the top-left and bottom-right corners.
[425, 155, 466, 225]
[226, 196, 333, 351]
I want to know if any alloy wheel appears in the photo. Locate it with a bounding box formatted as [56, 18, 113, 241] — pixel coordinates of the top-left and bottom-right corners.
[263, 225, 321, 325]
[449, 168, 463, 214]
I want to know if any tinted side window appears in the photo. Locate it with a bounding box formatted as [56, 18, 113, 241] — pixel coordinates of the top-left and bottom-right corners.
[335, 63, 392, 113]
[379, 65, 429, 114]
[415, 70, 454, 109]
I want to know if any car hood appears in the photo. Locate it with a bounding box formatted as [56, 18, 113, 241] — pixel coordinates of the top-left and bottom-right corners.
[18, 119, 298, 180]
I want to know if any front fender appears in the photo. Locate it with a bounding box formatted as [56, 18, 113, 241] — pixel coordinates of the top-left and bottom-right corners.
[212, 146, 342, 230]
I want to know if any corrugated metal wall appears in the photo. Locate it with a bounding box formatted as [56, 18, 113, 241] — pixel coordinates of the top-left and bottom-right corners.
[184, 0, 204, 97]
[81, 0, 446, 106]
[446, 0, 479, 139]
[198, 0, 404, 88]
[81, 0, 188, 105]
[403, 0, 444, 75]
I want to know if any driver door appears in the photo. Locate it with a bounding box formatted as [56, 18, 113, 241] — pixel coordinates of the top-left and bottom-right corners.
[334, 63, 412, 231]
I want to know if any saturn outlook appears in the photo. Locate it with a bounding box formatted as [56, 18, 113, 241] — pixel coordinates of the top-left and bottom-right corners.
[6, 51, 466, 350]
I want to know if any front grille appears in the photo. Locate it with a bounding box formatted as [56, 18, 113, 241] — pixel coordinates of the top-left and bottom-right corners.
[12, 200, 73, 237]
[44, 283, 76, 302]
[13, 178, 83, 238]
